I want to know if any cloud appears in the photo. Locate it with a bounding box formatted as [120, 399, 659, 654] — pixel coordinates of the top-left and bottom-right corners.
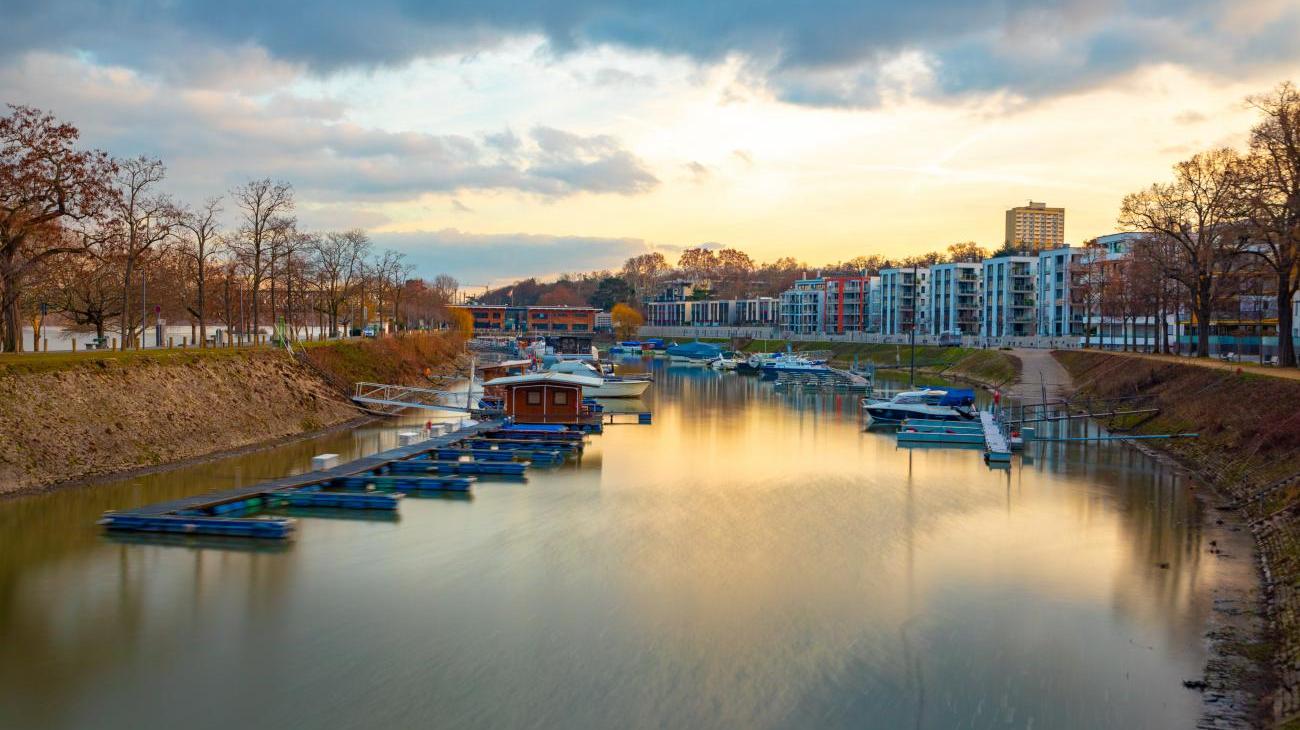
[685, 161, 710, 182]
[371, 228, 656, 283]
[0, 54, 658, 203]
[1, 1, 1297, 106]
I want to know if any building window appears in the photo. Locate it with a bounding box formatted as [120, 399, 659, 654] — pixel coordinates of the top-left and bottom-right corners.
[553, 390, 569, 406]
[526, 391, 542, 405]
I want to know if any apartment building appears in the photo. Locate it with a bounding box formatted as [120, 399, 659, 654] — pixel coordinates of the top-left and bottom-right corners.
[779, 278, 826, 335]
[1005, 201, 1065, 252]
[981, 255, 1038, 338]
[879, 267, 929, 335]
[1036, 245, 1089, 338]
[926, 263, 981, 336]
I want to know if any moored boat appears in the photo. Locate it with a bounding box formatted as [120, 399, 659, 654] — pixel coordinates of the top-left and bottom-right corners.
[860, 387, 976, 425]
[547, 360, 653, 398]
[665, 340, 723, 363]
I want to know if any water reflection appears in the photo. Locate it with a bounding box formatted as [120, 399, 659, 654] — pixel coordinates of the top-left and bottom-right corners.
[0, 359, 1221, 729]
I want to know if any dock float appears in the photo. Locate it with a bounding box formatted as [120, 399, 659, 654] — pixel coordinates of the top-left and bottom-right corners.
[99, 513, 296, 539]
[462, 438, 582, 452]
[265, 489, 403, 510]
[897, 429, 986, 445]
[387, 459, 530, 476]
[331, 475, 475, 493]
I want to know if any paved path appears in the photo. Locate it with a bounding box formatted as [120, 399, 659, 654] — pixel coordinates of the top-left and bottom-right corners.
[1104, 351, 1300, 381]
[1006, 348, 1074, 404]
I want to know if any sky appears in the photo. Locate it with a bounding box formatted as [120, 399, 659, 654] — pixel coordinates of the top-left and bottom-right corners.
[3, 0, 1299, 286]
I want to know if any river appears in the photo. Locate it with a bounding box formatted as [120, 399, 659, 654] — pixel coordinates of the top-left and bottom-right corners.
[0, 358, 1224, 729]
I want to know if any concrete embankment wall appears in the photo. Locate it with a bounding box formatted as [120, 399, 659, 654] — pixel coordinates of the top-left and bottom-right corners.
[0, 333, 464, 496]
[1054, 350, 1300, 722]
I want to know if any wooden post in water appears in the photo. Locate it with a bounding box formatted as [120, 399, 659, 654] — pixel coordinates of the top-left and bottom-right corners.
[42, 338, 47, 352]
[112, 336, 118, 350]
[71, 338, 77, 352]
[168, 336, 173, 348]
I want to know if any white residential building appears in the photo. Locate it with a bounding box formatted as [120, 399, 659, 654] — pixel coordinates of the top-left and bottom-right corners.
[880, 267, 929, 335]
[926, 263, 981, 336]
[779, 279, 826, 335]
[981, 255, 1038, 338]
[866, 275, 883, 334]
[1036, 245, 1089, 338]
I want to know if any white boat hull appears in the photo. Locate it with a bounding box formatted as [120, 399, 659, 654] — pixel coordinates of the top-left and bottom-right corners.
[583, 379, 652, 398]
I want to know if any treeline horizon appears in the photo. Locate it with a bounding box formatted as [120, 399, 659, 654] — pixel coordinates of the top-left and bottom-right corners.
[0, 105, 463, 352]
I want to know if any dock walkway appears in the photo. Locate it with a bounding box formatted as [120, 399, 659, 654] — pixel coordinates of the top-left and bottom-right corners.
[980, 411, 1012, 463]
[120, 420, 502, 517]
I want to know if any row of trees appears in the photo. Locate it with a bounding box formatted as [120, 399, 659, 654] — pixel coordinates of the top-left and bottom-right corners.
[0, 105, 461, 351]
[1118, 82, 1300, 364]
[476, 241, 989, 312]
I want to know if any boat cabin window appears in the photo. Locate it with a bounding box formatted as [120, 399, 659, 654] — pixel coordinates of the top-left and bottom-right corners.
[526, 391, 542, 405]
[554, 390, 569, 406]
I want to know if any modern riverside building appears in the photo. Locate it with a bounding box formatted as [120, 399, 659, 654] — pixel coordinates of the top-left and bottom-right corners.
[458, 305, 598, 333]
[926, 263, 981, 336]
[821, 275, 873, 333]
[1005, 201, 1065, 252]
[1036, 245, 1089, 338]
[980, 255, 1038, 338]
[644, 297, 778, 328]
[880, 267, 929, 335]
[779, 278, 826, 335]
[866, 275, 883, 334]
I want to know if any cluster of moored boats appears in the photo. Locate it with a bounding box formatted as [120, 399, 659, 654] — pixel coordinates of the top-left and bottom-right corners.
[617, 339, 836, 380]
[604, 338, 979, 426]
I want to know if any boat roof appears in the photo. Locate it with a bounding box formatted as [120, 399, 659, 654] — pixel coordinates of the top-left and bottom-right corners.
[482, 372, 603, 387]
[475, 358, 533, 371]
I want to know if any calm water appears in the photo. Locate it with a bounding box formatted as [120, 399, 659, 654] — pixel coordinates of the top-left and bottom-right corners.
[0, 359, 1219, 729]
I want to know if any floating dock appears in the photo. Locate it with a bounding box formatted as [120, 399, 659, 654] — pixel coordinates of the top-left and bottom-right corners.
[100, 420, 508, 538]
[892, 414, 1014, 463]
[980, 411, 1012, 464]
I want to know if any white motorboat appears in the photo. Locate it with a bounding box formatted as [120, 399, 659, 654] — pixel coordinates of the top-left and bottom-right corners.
[860, 388, 977, 425]
[547, 360, 653, 398]
[709, 353, 739, 370]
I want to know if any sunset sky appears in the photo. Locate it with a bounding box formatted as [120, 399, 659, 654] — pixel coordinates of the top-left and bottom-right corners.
[4, 1, 1299, 284]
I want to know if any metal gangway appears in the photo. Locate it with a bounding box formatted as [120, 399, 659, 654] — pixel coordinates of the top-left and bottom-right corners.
[352, 382, 481, 416]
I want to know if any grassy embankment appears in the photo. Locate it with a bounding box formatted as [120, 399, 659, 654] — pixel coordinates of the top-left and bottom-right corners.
[695, 338, 1020, 387]
[0, 332, 464, 495]
[1055, 350, 1300, 724]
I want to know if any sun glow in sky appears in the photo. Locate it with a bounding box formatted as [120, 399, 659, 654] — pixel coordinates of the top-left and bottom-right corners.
[3, 1, 1299, 283]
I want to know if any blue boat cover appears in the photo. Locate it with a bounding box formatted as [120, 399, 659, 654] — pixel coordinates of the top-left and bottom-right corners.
[932, 387, 975, 406]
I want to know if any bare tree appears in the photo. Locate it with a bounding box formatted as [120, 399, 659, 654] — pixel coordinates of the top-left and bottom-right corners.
[308, 229, 370, 337]
[174, 197, 223, 346]
[230, 179, 293, 337]
[1119, 149, 1249, 357]
[1238, 82, 1300, 366]
[107, 157, 176, 348]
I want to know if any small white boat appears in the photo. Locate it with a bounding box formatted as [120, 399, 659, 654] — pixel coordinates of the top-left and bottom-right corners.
[709, 353, 739, 370]
[547, 360, 653, 398]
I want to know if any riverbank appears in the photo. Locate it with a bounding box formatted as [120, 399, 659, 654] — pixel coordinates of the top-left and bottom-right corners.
[0, 333, 464, 497]
[1054, 350, 1300, 727]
